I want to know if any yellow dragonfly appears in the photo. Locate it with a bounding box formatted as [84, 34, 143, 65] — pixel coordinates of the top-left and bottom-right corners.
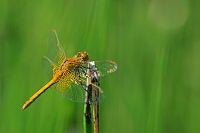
[22, 29, 117, 110]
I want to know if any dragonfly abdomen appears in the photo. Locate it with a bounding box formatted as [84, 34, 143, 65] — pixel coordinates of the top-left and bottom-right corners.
[21, 72, 62, 110]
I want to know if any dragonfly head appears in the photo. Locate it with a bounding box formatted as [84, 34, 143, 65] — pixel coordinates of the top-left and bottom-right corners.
[77, 52, 89, 63]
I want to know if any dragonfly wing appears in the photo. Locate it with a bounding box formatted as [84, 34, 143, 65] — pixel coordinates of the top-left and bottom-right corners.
[55, 71, 105, 103]
[47, 29, 66, 64]
[55, 71, 85, 102]
[42, 56, 60, 81]
[94, 60, 117, 77]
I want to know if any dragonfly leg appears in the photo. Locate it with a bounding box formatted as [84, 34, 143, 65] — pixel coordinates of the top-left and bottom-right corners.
[79, 66, 91, 78]
[73, 70, 93, 97]
[81, 65, 91, 69]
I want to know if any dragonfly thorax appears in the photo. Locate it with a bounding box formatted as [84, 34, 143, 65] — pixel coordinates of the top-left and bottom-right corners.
[59, 52, 89, 71]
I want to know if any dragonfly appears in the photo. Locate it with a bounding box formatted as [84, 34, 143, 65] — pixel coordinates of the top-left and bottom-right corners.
[22, 29, 117, 110]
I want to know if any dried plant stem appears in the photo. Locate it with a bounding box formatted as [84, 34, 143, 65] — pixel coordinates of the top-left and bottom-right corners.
[83, 61, 100, 133]
[92, 80, 99, 133]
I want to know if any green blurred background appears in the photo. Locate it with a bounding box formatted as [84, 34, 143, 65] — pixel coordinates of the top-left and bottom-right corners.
[0, 0, 200, 133]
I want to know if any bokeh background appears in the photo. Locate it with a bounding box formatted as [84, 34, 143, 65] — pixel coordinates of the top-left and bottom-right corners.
[0, 0, 200, 133]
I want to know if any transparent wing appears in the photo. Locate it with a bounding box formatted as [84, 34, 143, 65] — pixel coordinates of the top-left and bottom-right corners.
[47, 29, 66, 65]
[42, 56, 60, 81]
[94, 60, 117, 77]
[55, 70, 105, 103]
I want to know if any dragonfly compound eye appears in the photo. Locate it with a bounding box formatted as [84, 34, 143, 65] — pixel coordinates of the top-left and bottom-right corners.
[83, 52, 89, 62]
[77, 52, 89, 62]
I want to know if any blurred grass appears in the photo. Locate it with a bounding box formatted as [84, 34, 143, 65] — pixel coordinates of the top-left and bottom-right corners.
[1, 0, 200, 133]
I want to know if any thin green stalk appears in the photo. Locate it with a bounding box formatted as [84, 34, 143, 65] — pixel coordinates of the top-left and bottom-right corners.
[83, 84, 92, 133]
[83, 63, 93, 133]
